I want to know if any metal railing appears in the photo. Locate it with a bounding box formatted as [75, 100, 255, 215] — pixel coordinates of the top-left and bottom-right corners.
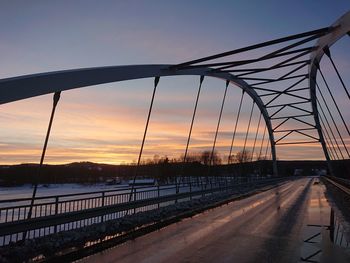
[0, 184, 175, 224]
[323, 176, 350, 196]
[0, 176, 283, 246]
[322, 176, 350, 248]
[330, 209, 350, 248]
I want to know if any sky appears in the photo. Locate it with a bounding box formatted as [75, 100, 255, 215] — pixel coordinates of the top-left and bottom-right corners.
[0, 0, 349, 165]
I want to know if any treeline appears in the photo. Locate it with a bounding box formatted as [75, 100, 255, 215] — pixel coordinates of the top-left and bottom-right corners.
[0, 150, 274, 186]
[130, 149, 266, 166]
[1, 151, 346, 186]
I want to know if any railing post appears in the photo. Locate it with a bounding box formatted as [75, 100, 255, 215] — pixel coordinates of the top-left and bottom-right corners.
[101, 192, 105, 223]
[102, 192, 105, 207]
[54, 196, 59, 234]
[330, 208, 335, 242]
[157, 184, 160, 209]
[175, 178, 179, 204]
[189, 181, 192, 201]
[175, 184, 178, 204]
[133, 188, 136, 214]
[201, 179, 204, 197]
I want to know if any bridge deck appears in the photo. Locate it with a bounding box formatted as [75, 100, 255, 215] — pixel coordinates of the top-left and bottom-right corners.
[82, 178, 349, 263]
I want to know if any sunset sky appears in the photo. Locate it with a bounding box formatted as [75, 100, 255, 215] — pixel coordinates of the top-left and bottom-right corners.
[0, 1, 349, 165]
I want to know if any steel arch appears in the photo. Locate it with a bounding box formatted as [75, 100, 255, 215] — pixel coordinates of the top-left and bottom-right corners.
[309, 11, 350, 176]
[0, 65, 278, 176]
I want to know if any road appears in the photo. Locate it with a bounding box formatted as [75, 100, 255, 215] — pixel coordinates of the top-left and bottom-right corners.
[81, 178, 328, 263]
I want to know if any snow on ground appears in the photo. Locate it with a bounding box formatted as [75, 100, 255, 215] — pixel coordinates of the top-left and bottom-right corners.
[0, 183, 131, 201]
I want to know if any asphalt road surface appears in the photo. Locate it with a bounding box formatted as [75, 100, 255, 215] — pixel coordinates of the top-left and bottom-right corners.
[82, 178, 325, 263]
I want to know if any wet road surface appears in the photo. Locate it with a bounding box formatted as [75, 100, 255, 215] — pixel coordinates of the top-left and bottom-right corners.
[82, 178, 336, 263]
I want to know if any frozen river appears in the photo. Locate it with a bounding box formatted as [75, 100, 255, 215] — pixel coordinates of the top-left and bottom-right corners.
[0, 183, 134, 201]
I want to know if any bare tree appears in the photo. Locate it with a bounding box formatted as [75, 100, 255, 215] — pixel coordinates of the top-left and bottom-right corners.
[200, 151, 211, 165]
[200, 150, 221, 165]
[153, 154, 160, 164]
[256, 154, 267, 161]
[228, 154, 236, 164]
[179, 152, 201, 163]
[211, 151, 222, 165]
[235, 150, 252, 163]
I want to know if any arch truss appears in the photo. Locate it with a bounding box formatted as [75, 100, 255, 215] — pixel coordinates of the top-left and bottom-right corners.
[0, 11, 349, 177]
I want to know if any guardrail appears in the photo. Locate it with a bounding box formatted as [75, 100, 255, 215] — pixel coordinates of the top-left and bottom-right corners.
[0, 178, 234, 224]
[329, 209, 350, 249]
[323, 176, 350, 196]
[322, 176, 350, 249]
[0, 176, 283, 246]
[0, 184, 177, 224]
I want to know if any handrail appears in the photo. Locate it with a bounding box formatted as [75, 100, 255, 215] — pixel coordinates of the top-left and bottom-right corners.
[0, 186, 215, 236]
[0, 182, 193, 204]
[0, 186, 185, 210]
[0, 177, 286, 239]
[0, 179, 229, 225]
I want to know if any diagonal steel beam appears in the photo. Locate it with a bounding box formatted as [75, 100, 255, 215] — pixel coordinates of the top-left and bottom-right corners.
[309, 10, 350, 176]
[265, 76, 307, 106]
[171, 27, 331, 69]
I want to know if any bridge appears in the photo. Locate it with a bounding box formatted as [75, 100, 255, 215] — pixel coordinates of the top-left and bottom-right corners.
[0, 10, 349, 263]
